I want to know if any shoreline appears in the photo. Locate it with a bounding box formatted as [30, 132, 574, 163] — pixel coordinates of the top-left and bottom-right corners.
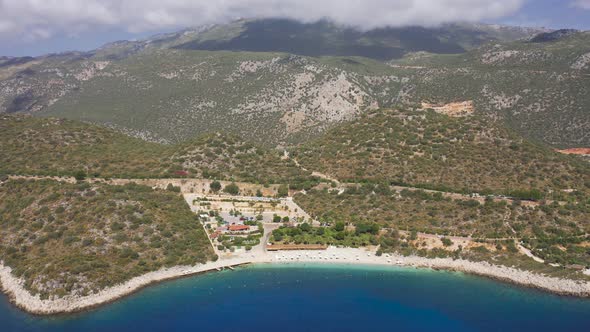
[1, 247, 590, 316]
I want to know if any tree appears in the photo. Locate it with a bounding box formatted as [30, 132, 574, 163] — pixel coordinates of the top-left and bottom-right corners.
[355, 222, 380, 235]
[300, 222, 311, 232]
[334, 221, 345, 232]
[273, 230, 284, 242]
[224, 183, 239, 195]
[282, 216, 290, 223]
[277, 184, 289, 197]
[74, 170, 86, 181]
[256, 189, 263, 197]
[273, 214, 282, 223]
[210, 181, 222, 193]
[441, 237, 453, 247]
[166, 184, 180, 193]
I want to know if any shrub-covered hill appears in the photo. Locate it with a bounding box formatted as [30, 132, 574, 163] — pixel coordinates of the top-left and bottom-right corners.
[171, 133, 315, 187]
[1, 30, 586, 149]
[294, 108, 590, 196]
[0, 115, 168, 178]
[294, 185, 590, 276]
[0, 179, 216, 299]
[0, 115, 315, 187]
[390, 31, 590, 148]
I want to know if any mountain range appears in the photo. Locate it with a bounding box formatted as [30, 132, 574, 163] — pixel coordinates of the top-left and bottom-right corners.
[0, 19, 588, 149]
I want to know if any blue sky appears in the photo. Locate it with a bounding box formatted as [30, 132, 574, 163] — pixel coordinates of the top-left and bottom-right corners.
[497, 0, 590, 30]
[0, 0, 588, 57]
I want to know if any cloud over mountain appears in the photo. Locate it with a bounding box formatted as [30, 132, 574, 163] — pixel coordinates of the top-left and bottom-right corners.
[571, 0, 590, 9]
[0, 0, 526, 40]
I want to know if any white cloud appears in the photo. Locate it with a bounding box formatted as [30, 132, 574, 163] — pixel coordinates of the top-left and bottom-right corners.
[0, 0, 526, 41]
[571, 0, 590, 9]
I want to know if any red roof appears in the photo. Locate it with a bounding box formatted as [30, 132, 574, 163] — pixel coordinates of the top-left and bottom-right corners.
[228, 225, 250, 231]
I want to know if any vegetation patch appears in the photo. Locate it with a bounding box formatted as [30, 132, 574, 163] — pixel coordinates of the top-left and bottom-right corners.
[0, 179, 216, 299]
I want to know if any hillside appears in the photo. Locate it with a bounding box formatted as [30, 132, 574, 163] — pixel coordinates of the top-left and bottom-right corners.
[0, 179, 216, 299]
[389, 31, 590, 148]
[2, 21, 580, 149]
[294, 184, 590, 277]
[293, 108, 590, 196]
[0, 115, 314, 186]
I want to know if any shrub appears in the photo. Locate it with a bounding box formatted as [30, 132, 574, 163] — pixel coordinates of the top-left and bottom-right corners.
[210, 181, 222, 193]
[277, 185, 289, 197]
[441, 237, 453, 247]
[74, 170, 86, 181]
[166, 184, 181, 193]
[223, 183, 240, 195]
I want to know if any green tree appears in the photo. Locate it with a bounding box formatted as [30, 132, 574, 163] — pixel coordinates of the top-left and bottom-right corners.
[74, 170, 86, 181]
[300, 222, 311, 232]
[277, 184, 289, 197]
[224, 183, 240, 195]
[166, 184, 180, 192]
[210, 181, 222, 193]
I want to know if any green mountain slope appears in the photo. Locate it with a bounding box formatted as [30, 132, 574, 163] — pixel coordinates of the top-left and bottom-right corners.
[389, 31, 590, 148]
[294, 108, 590, 196]
[0, 115, 314, 187]
[0, 23, 586, 148]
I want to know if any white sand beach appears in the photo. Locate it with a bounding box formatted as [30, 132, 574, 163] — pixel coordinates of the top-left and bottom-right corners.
[2, 247, 590, 315]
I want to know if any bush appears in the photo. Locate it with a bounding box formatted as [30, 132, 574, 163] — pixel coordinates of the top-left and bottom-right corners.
[166, 184, 181, 193]
[277, 185, 289, 197]
[223, 183, 240, 195]
[210, 181, 222, 193]
[74, 170, 86, 181]
[441, 237, 453, 247]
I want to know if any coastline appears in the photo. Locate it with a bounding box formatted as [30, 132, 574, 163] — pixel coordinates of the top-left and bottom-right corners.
[1, 247, 590, 316]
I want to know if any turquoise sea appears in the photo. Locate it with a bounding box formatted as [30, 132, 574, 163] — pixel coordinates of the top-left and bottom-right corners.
[1, 264, 590, 331]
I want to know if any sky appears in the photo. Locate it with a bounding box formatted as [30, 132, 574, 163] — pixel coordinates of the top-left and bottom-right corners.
[0, 0, 589, 57]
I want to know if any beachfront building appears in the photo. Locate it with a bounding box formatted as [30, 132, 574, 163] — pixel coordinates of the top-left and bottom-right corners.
[227, 224, 257, 234]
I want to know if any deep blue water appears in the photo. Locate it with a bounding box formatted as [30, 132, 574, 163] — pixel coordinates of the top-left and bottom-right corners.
[2, 264, 590, 332]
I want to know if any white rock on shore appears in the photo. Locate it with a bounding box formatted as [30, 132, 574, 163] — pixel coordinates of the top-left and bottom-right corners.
[2, 247, 590, 315]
